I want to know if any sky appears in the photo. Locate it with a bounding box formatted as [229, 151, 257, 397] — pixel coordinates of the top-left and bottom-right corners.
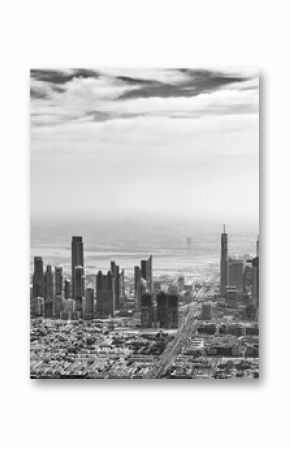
[30, 68, 259, 225]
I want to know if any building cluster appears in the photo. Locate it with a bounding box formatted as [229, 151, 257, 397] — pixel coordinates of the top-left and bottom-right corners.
[140, 292, 179, 329]
[220, 225, 259, 316]
[31, 236, 127, 321]
[31, 237, 178, 329]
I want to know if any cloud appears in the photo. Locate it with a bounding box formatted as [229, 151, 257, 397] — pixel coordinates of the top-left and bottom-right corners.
[118, 69, 250, 100]
[30, 68, 258, 129]
[30, 68, 100, 85]
[30, 87, 49, 100]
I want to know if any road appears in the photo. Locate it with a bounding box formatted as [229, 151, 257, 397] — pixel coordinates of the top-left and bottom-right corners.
[154, 305, 201, 378]
[154, 284, 213, 378]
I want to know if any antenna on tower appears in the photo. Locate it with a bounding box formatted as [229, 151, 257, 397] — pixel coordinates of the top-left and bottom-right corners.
[223, 224, 226, 233]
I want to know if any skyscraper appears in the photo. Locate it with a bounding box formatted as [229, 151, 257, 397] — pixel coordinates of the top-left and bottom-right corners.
[84, 287, 95, 320]
[157, 292, 178, 329]
[120, 269, 126, 306]
[134, 266, 141, 298]
[248, 256, 259, 308]
[141, 293, 154, 328]
[55, 265, 63, 296]
[220, 225, 229, 295]
[74, 265, 85, 315]
[141, 255, 153, 293]
[96, 270, 115, 318]
[167, 294, 178, 328]
[71, 236, 84, 299]
[32, 256, 44, 298]
[136, 277, 147, 312]
[110, 261, 120, 309]
[54, 295, 64, 318]
[229, 258, 244, 292]
[157, 291, 168, 328]
[44, 265, 54, 317]
[64, 278, 72, 299]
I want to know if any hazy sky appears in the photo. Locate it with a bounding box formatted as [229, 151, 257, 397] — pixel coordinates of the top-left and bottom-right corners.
[31, 68, 259, 223]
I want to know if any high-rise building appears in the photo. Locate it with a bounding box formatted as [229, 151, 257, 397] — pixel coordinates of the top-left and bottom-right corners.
[225, 286, 238, 304]
[55, 266, 63, 296]
[54, 295, 65, 318]
[32, 256, 44, 298]
[44, 265, 54, 317]
[167, 294, 178, 328]
[248, 256, 259, 308]
[229, 258, 244, 292]
[220, 224, 229, 295]
[71, 236, 84, 299]
[157, 292, 178, 328]
[157, 291, 168, 328]
[110, 261, 120, 309]
[84, 287, 94, 320]
[96, 270, 115, 317]
[201, 302, 212, 320]
[120, 269, 126, 307]
[141, 255, 153, 293]
[136, 277, 147, 311]
[134, 266, 141, 298]
[246, 253, 259, 309]
[64, 279, 72, 299]
[74, 265, 85, 315]
[141, 293, 154, 328]
[31, 296, 44, 318]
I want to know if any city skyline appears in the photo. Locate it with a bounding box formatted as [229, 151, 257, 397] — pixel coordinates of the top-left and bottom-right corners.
[30, 227, 259, 379]
[31, 68, 259, 223]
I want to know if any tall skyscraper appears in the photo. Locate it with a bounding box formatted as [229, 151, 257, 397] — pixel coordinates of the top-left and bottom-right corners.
[110, 261, 120, 309]
[32, 256, 44, 298]
[134, 266, 141, 298]
[55, 266, 63, 296]
[220, 225, 229, 295]
[120, 269, 126, 306]
[71, 236, 84, 299]
[74, 265, 85, 315]
[141, 255, 153, 293]
[44, 265, 54, 317]
[96, 270, 115, 317]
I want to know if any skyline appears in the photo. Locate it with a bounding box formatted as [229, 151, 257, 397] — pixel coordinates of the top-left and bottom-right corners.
[31, 68, 259, 223]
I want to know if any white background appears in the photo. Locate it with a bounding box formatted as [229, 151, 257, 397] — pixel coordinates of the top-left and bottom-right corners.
[0, 1, 289, 448]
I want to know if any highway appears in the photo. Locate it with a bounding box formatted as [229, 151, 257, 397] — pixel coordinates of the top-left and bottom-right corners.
[154, 284, 212, 378]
